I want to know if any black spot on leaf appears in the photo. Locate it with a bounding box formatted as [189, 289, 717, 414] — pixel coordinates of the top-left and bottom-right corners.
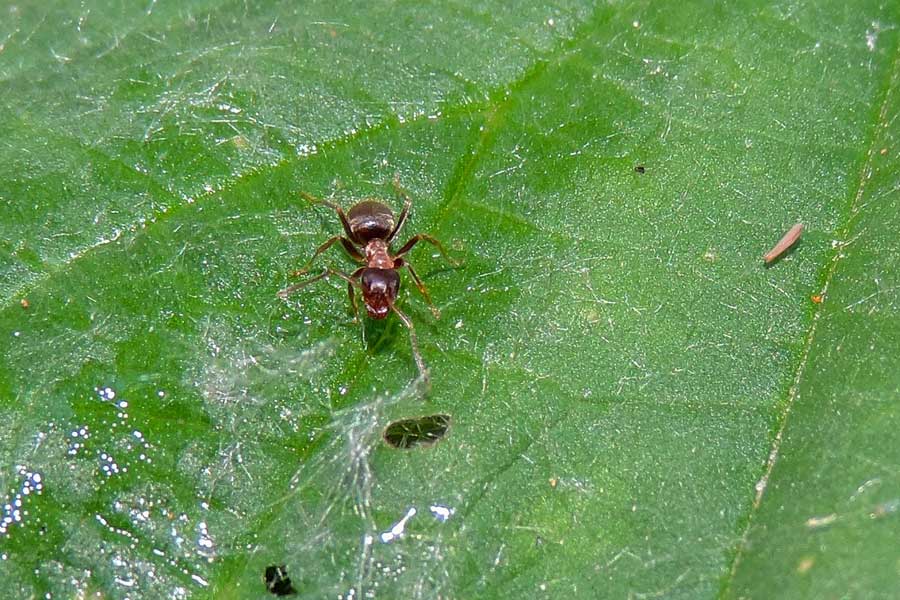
[383, 414, 451, 449]
[264, 564, 296, 596]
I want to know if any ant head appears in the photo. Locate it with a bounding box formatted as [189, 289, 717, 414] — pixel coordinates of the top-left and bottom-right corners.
[360, 268, 400, 319]
[348, 200, 395, 243]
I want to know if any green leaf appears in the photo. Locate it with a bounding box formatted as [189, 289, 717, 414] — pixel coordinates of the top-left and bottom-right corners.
[1, 1, 898, 598]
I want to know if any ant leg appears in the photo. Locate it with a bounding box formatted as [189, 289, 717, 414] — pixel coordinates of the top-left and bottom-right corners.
[300, 191, 357, 242]
[387, 177, 412, 242]
[278, 267, 359, 299]
[390, 303, 429, 382]
[278, 268, 330, 299]
[347, 267, 364, 322]
[292, 235, 364, 276]
[394, 233, 459, 266]
[395, 257, 440, 319]
[347, 266, 366, 346]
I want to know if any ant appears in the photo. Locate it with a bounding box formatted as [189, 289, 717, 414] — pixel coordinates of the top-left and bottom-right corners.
[278, 180, 456, 380]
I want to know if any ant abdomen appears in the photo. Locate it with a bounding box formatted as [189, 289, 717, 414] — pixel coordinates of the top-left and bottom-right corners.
[348, 200, 395, 243]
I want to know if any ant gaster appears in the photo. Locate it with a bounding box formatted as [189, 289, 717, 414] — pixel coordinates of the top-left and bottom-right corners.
[278, 180, 456, 380]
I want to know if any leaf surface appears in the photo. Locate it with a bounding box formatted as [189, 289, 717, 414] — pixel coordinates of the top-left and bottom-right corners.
[1, 1, 898, 598]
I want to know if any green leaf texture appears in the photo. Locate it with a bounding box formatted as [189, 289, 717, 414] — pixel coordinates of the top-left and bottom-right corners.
[1, 1, 898, 598]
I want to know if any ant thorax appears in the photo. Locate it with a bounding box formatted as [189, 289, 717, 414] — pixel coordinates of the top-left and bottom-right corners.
[364, 239, 394, 269]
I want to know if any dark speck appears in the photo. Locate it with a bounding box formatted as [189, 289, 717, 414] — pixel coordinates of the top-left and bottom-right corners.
[383, 414, 451, 449]
[264, 565, 296, 596]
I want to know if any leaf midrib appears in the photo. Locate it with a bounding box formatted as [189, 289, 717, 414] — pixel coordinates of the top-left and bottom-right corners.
[719, 36, 900, 599]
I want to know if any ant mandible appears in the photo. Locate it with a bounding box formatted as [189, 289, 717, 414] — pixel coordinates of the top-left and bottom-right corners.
[278, 179, 456, 380]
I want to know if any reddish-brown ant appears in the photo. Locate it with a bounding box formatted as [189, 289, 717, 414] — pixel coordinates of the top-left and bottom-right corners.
[278, 180, 456, 380]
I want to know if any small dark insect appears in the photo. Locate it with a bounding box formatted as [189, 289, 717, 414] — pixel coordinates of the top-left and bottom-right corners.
[279, 180, 456, 380]
[634, 165, 646, 174]
[263, 564, 296, 596]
